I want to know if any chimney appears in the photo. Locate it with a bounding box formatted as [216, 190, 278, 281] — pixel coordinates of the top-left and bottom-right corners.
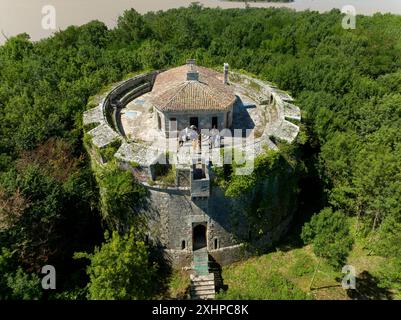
[223, 63, 229, 84]
[187, 59, 199, 81]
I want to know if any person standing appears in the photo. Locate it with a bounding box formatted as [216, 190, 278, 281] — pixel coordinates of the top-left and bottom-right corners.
[211, 125, 220, 148]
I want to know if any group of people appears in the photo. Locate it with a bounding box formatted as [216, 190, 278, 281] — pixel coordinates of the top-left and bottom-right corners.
[178, 125, 220, 150]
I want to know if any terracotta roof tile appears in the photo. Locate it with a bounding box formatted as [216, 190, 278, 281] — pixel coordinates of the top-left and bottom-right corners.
[150, 65, 236, 112]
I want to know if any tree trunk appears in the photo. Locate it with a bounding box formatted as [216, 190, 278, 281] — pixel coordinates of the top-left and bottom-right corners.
[372, 211, 380, 232]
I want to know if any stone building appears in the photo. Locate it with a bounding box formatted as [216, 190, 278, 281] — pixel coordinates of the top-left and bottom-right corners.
[83, 60, 301, 281]
[151, 61, 235, 137]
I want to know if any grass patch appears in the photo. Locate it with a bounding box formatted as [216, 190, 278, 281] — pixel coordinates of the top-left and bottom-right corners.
[216, 234, 394, 300]
[288, 251, 315, 277]
[129, 161, 140, 168]
[166, 270, 190, 299]
[158, 166, 176, 187]
[217, 268, 311, 300]
[83, 122, 100, 133]
[153, 162, 176, 187]
[99, 139, 122, 163]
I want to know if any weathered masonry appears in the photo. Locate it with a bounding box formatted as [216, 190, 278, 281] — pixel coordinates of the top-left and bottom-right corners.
[83, 61, 301, 276]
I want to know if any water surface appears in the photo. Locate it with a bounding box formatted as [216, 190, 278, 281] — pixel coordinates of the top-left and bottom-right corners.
[1, 0, 400, 44]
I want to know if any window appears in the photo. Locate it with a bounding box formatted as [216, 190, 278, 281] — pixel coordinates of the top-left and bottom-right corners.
[169, 117, 177, 131]
[181, 240, 186, 250]
[212, 116, 218, 128]
[214, 238, 219, 250]
[190, 117, 198, 128]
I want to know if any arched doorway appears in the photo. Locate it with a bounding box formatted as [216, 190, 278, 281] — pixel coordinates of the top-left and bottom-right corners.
[193, 224, 207, 251]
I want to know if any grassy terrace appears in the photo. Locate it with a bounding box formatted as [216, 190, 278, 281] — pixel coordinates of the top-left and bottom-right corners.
[167, 219, 395, 300]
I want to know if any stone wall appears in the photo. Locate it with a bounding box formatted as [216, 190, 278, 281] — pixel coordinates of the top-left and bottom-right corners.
[160, 107, 233, 137]
[83, 71, 159, 151]
[209, 244, 249, 266]
[141, 178, 295, 269]
[103, 72, 159, 135]
[190, 163, 210, 198]
[85, 69, 301, 270]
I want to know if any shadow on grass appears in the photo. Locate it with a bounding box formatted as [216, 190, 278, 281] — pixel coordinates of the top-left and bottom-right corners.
[148, 244, 174, 298]
[346, 271, 393, 300]
[209, 255, 229, 294]
[311, 284, 342, 291]
[276, 233, 305, 252]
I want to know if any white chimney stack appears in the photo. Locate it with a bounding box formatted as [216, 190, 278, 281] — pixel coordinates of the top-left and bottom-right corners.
[223, 63, 229, 84]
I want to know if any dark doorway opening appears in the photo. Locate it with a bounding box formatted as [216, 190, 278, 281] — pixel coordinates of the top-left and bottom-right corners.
[193, 224, 207, 251]
[190, 117, 199, 129]
[212, 116, 218, 128]
[169, 117, 177, 131]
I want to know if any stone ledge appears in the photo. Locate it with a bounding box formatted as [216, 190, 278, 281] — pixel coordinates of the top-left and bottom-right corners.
[229, 72, 300, 146]
[87, 123, 121, 149]
[283, 103, 301, 121]
[114, 141, 164, 167]
[83, 102, 104, 126]
[85, 70, 302, 169]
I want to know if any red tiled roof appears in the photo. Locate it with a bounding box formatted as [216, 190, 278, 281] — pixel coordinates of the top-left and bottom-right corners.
[150, 65, 236, 112]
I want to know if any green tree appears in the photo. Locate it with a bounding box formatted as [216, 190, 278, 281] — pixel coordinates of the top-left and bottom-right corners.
[116, 9, 150, 44]
[0, 248, 42, 300]
[97, 162, 148, 231]
[301, 208, 354, 289]
[75, 228, 158, 300]
[373, 216, 401, 296]
[137, 39, 171, 70]
[0, 247, 14, 299]
[6, 268, 42, 300]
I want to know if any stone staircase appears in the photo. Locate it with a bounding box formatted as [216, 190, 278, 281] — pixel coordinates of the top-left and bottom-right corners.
[190, 273, 215, 300]
[190, 249, 216, 300]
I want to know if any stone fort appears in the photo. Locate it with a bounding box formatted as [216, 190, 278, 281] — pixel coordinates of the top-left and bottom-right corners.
[83, 61, 301, 298]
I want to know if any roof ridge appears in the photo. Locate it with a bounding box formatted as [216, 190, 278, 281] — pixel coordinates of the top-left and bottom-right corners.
[165, 80, 207, 109]
[199, 82, 227, 109]
[162, 81, 191, 109]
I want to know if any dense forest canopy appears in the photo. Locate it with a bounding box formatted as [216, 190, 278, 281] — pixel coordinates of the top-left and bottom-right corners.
[0, 4, 400, 299]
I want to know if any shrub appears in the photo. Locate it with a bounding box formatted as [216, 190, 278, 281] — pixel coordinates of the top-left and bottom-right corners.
[301, 208, 354, 269]
[75, 228, 158, 300]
